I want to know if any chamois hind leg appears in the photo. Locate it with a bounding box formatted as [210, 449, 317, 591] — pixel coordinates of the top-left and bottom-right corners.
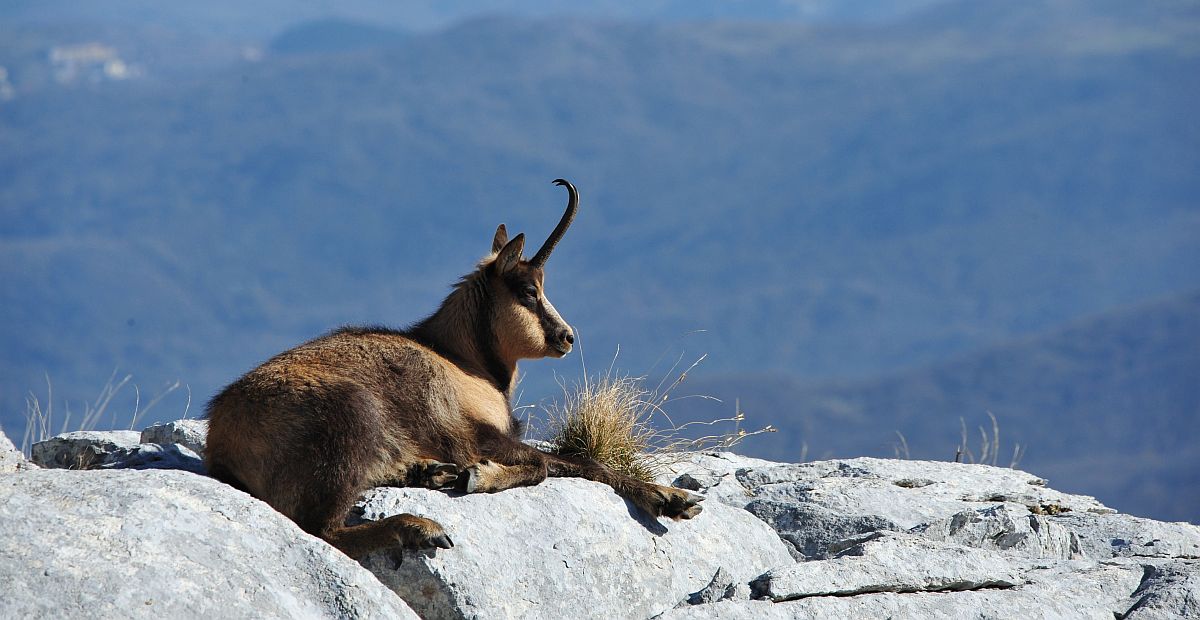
[293, 476, 453, 559]
[324, 514, 454, 558]
[288, 386, 453, 558]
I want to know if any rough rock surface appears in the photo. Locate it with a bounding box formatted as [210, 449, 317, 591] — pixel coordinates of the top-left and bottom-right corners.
[729, 457, 1110, 526]
[0, 427, 35, 473]
[31, 429, 143, 469]
[1054, 512, 1200, 559]
[661, 558, 1148, 620]
[31, 429, 206, 473]
[356, 477, 793, 620]
[665, 451, 1199, 619]
[914, 504, 1084, 559]
[658, 452, 774, 507]
[745, 499, 900, 560]
[751, 532, 1024, 601]
[684, 567, 751, 605]
[106, 442, 207, 473]
[0, 468, 416, 619]
[140, 419, 209, 456]
[1124, 559, 1200, 619]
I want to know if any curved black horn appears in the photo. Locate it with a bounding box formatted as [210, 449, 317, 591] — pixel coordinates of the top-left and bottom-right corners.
[529, 178, 579, 268]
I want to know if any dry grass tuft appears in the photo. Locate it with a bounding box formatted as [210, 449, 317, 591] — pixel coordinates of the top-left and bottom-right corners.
[545, 351, 776, 482]
[547, 374, 659, 482]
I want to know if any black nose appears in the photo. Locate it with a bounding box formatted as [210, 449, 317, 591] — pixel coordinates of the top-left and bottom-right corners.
[561, 329, 574, 345]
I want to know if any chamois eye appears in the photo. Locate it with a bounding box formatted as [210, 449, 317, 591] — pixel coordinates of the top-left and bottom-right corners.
[521, 286, 538, 300]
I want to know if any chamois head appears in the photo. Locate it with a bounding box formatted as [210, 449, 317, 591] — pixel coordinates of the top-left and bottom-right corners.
[485, 179, 578, 362]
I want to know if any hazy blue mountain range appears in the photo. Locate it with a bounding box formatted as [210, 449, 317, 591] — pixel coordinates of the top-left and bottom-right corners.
[1, 1, 1197, 521]
[3, 0, 952, 36]
[687, 291, 1200, 523]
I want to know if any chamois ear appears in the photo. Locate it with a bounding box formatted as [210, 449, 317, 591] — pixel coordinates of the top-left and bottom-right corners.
[491, 224, 508, 254]
[494, 233, 524, 275]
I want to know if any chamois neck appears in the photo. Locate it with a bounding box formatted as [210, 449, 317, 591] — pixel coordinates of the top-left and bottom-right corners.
[411, 272, 517, 395]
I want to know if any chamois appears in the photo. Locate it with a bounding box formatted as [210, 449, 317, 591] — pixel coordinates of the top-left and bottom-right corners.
[204, 179, 702, 558]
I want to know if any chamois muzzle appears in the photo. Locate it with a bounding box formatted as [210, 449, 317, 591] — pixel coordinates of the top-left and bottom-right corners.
[529, 179, 578, 268]
[551, 326, 575, 356]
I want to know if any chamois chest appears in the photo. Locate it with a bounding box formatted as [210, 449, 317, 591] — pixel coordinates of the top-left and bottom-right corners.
[445, 365, 514, 433]
[370, 335, 514, 435]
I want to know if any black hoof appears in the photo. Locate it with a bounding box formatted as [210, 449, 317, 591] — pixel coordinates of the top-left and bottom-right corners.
[459, 466, 479, 493]
[429, 462, 461, 488]
[411, 461, 462, 489]
[659, 488, 705, 520]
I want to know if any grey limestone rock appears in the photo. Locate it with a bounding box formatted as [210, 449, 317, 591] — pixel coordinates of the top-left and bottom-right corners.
[657, 452, 779, 508]
[102, 441, 207, 473]
[1123, 559, 1200, 619]
[663, 557, 1148, 620]
[914, 503, 1084, 559]
[0, 468, 417, 619]
[656, 451, 782, 486]
[31, 429, 143, 469]
[684, 567, 751, 605]
[10, 428, 1197, 620]
[31, 428, 205, 473]
[140, 418, 208, 456]
[750, 531, 1024, 601]
[0, 427, 35, 474]
[657, 456, 1200, 620]
[745, 498, 900, 560]
[1052, 512, 1200, 559]
[356, 476, 793, 620]
[732, 458, 1110, 529]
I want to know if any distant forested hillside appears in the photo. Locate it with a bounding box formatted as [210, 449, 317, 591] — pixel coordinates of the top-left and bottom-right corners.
[1, 1, 1197, 521]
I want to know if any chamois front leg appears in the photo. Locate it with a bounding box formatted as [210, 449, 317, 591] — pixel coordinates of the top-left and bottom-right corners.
[457, 425, 550, 493]
[456, 459, 547, 493]
[544, 452, 704, 520]
[466, 428, 702, 520]
[406, 459, 464, 489]
[374, 459, 464, 490]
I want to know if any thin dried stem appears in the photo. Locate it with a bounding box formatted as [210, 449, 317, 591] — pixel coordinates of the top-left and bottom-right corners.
[894, 430, 911, 460]
[987, 411, 1001, 466]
